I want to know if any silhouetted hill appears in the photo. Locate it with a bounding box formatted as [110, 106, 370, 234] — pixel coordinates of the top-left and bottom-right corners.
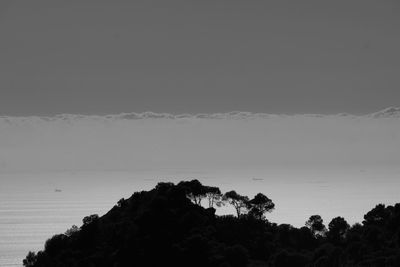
[24, 181, 400, 267]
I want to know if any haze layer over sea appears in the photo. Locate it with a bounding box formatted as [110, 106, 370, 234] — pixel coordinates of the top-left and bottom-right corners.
[1, 108, 400, 266]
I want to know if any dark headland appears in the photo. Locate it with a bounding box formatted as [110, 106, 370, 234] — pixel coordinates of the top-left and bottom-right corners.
[24, 180, 400, 267]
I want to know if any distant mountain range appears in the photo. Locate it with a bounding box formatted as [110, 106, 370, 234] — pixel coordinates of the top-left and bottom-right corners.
[368, 107, 400, 118]
[0, 107, 399, 124]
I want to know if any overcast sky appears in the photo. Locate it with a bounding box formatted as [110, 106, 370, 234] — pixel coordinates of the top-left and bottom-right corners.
[0, 0, 399, 116]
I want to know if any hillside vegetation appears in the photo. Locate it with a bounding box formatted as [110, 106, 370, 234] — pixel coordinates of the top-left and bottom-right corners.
[24, 180, 400, 267]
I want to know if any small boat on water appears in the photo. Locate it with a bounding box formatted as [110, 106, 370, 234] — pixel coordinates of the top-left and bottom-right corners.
[54, 189, 62, 192]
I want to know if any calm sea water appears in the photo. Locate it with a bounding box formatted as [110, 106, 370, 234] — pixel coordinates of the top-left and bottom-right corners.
[1, 168, 399, 266]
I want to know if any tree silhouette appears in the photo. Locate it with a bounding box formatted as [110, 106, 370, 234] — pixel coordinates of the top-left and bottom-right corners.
[23, 252, 37, 267]
[204, 186, 223, 208]
[82, 214, 99, 226]
[306, 215, 326, 236]
[64, 225, 79, 237]
[223, 190, 249, 217]
[178, 180, 207, 205]
[363, 204, 390, 226]
[328, 216, 349, 243]
[247, 193, 275, 220]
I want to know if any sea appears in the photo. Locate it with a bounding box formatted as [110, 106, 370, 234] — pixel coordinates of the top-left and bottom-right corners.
[1, 167, 400, 266]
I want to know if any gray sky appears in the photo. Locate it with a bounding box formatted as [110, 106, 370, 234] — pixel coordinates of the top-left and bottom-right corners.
[0, 0, 399, 116]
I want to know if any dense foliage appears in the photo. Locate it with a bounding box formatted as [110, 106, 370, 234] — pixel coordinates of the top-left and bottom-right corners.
[24, 180, 400, 267]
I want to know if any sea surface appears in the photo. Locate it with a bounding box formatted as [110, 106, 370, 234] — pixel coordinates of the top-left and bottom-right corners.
[1, 168, 400, 266]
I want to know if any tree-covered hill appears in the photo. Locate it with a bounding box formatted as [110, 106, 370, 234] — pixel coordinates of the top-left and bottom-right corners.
[24, 180, 400, 267]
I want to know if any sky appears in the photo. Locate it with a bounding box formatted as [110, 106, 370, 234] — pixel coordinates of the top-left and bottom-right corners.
[0, 0, 399, 116]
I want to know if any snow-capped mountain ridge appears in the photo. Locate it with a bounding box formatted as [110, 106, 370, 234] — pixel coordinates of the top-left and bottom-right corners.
[0, 107, 399, 124]
[368, 107, 400, 118]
